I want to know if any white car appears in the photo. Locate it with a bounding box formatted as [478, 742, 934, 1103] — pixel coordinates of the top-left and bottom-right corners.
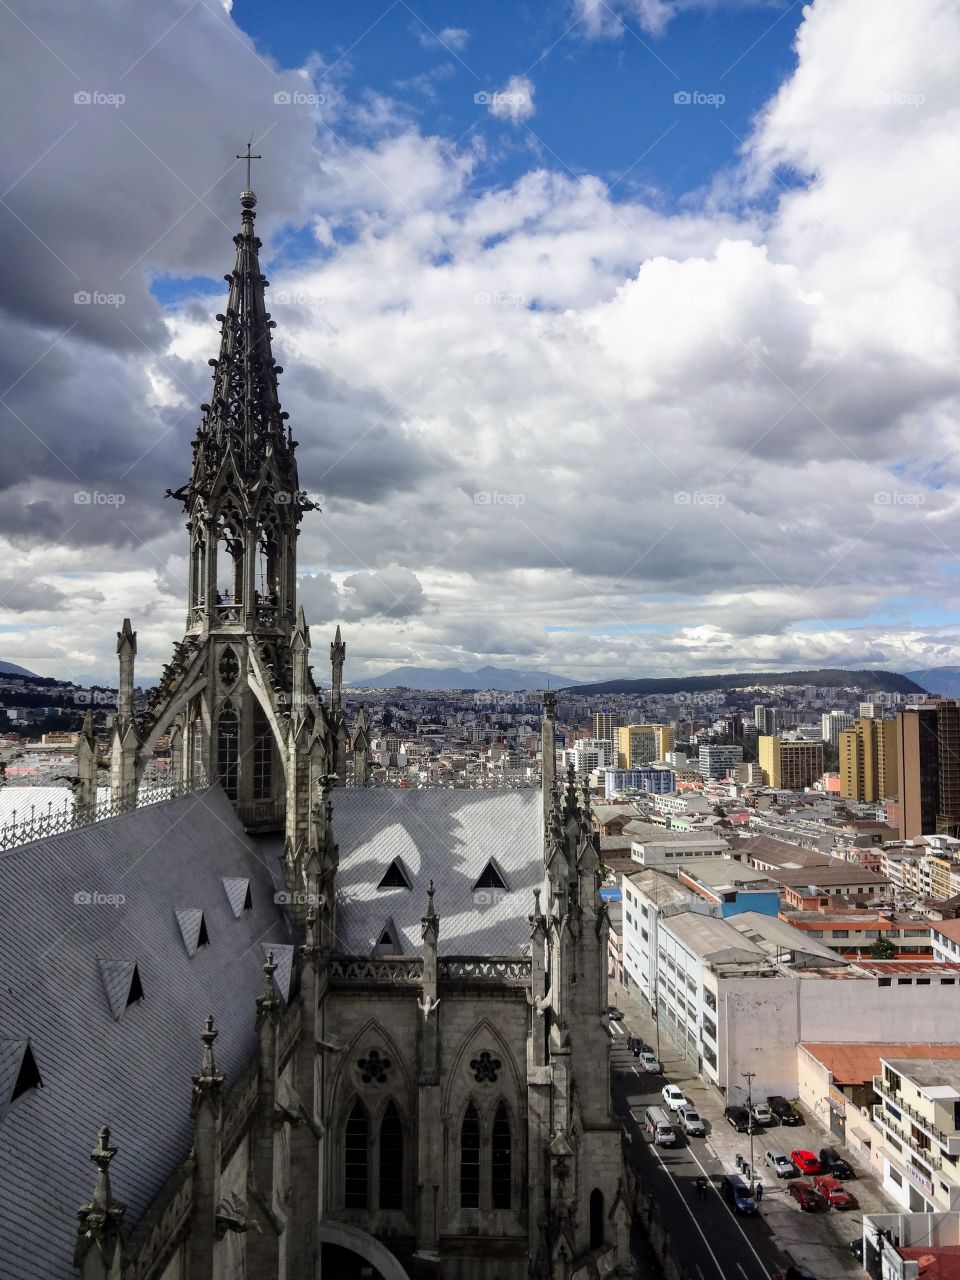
[638, 1051, 661, 1073]
[662, 1084, 688, 1112]
[678, 1105, 705, 1136]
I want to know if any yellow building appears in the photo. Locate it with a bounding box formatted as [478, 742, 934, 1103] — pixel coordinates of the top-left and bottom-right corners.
[617, 724, 674, 769]
[758, 736, 824, 790]
[840, 717, 899, 802]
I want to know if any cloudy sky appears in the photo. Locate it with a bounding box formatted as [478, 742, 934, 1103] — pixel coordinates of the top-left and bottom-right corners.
[2, 0, 960, 684]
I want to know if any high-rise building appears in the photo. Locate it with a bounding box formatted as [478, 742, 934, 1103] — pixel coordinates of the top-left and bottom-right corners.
[821, 710, 854, 746]
[617, 723, 675, 769]
[758, 736, 824, 790]
[754, 705, 781, 735]
[895, 704, 960, 839]
[593, 710, 622, 767]
[839, 718, 899, 803]
[698, 743, 744, 779]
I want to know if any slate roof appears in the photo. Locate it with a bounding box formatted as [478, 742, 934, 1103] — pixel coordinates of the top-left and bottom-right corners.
[0, 785, 291, 1280]
[331, 788, 544, 956]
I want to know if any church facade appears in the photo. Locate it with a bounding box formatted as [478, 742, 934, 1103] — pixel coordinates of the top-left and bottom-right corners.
[1, 181, 633, 1280]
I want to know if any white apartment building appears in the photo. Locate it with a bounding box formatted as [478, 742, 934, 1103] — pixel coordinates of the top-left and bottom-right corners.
[561, 737, 613, 776]
[627, 821, 731, 867]
[872, 1057, 960, 1214]
[698, 744, 744, 779]
[822, 711, 855, 746]
[652, 792, 714, 818]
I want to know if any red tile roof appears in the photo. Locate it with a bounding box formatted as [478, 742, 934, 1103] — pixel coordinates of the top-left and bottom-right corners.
[801, 1042, 960, 1084]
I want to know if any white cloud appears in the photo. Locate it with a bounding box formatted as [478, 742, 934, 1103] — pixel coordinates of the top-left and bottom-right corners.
[486, 75, 536, 124]
[5, 0, 960, 683]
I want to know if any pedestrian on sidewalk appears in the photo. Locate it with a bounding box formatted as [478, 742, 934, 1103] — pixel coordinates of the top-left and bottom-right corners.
[754, 1180, 763, 1202]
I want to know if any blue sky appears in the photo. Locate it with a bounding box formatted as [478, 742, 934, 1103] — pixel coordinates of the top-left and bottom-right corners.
[236, 0, 800, 205]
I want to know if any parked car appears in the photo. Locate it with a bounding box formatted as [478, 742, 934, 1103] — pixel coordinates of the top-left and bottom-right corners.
[790, 1150, 821, 1176]
[607, 1005, 624, 1021]
[724, 1104, 752, 1132]
[849, 1238, 864, 1262]
[678, 1105, 705, 1137]
[777, 1266, 818, 1280]
[818, 1147, 856, 1179]
[662, 1084, 688, 1112]
[768, 1095, 802, 1125]
[813, 1175, 858, 1209]
[638, 1050, 661, 1073]
[627, 1035, 643, 1053]
[764, 1150, 795, 1178]
[721, 1173, 757, 1215]
[788, 1180, 826, 1212]
[751, 1102, 774, 1126]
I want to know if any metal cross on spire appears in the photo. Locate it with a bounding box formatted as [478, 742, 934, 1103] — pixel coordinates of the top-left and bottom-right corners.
[236, 138, 261, 191]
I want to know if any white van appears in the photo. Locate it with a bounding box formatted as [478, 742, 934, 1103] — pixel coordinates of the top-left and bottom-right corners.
[644, 1105, 677, 1147]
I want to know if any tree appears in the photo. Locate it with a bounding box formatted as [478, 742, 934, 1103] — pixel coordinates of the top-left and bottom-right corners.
[869, 937, 896, 960]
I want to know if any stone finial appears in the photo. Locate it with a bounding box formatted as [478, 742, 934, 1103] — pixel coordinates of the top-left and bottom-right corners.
[303, 906, 317, 950]
[192, 1015, 225, 1110]
[74, 1125, 126, 1267]
[262, 950, 278, 997]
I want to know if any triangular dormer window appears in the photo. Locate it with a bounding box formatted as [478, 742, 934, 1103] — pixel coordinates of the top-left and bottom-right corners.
[373, 918, 403, 956]
[377, 858, 412, 890]
[175, 908, 210, 957]
[473, 860, 509, 893]
[97, 958, 144, 1021]
[0, 1039, 41, 1118]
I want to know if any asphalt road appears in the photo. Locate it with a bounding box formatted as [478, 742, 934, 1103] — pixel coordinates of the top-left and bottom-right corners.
[609, 1013, 783, 1280]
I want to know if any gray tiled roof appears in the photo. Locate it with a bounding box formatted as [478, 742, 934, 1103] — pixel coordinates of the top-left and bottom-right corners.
[0, 786, 291, 1280]
[331, 788, 544, 956]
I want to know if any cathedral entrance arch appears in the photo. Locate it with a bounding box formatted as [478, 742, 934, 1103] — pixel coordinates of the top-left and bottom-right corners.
[317, 1220, 413, 1280]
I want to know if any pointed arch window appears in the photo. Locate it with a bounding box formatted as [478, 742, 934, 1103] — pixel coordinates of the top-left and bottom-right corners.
[217, 707, 239, 800]
[255, 525, 280, 607]
[215, 520, 243, 605]
[252, 702, 273, 801]
[191, 716, 206, 787]
[491, 1102, 512, 1209]
[191, 536, 206, 607]
[378, 1101, 403, 1209]
[344, 1100, 369, 1209]
[460, 1102, 481, 1208]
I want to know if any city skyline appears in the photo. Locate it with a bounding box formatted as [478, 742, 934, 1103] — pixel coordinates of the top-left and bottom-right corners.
[3, 0, 960, 684]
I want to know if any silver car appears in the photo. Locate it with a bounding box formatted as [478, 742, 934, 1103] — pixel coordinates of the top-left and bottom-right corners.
[638, 1050, 661, 1073]
[764, 1149, 795, 1178]
[678, 1105, 705, 1136]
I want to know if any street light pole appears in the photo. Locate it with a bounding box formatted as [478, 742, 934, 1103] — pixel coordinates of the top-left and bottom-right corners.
[742, 1070, 757, 1189]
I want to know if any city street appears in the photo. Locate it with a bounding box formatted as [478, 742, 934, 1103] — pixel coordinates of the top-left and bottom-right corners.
[609, 979, 874, 1279]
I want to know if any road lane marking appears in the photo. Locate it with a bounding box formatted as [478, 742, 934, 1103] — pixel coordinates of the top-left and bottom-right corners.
[648, 1143, 726, 1280]
[685, 1144, 772, 1280]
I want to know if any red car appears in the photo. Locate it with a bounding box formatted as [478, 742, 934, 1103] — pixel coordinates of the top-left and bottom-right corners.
[788, 1180, 826, 1212]
[790, 1149, 821, 1176]
[813, 1175, 857, 1209]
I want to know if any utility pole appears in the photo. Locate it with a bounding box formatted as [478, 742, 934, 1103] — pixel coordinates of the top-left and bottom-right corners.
[742, 1070, 756, 1189]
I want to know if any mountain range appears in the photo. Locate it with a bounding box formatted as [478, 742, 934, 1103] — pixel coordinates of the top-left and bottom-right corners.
[902, 667, 960, 698]
[0, 661, 39, 678]
[561, 668, 928, 697]
[348, 665, 573, 691]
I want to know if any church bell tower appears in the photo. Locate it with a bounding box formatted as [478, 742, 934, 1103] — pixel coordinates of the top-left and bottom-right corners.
[109, 157, 343, 904]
